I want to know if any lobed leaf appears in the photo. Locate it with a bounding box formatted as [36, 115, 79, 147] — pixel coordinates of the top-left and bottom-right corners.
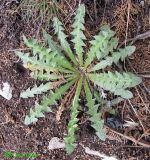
[30, 70, 62, 81]
[14, 4, 142, 155]
[20, 82, 53, 98]
[43, 30, 76, 72]
[42, 29, 62, 53]
[23, 35, 51, 59]
[84, 25, 116, 68]
[15, 51, 57, 72]
[24, 78, 77, 125]
[71, 4, 86, 65]
[84, 80, 106, 140]
[23, 36, 75, 71]
[16, 50, 76, 74]
[90, 46, 136, 71]
[88, 71, 142, 99]
[64, 77, 83, 154]
[53, 17, 78, 65]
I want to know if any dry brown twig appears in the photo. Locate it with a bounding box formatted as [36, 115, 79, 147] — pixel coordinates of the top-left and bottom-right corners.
[56, 82, 77, 122]
[106, 125, 150, 148]
[94, 0, 98, 20]
[119, 30, 150, 48]
[125, 0, 131, 46]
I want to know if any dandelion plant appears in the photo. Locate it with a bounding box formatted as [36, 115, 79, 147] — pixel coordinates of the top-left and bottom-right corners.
[15, 4, 141, 154]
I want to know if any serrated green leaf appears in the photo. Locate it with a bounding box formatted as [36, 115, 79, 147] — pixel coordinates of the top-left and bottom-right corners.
[114, 89, 133, 99]
[24, 79, 77, 125]
[90, 46, 136, 72]
[71, 4, 86, 65]
[20, 82, 53, 98]
[85, 25, 115, 68]
[15, 51, 57, 73]
[24, 115, 38, 125]
[42, 29, 62, 53]
[30, 70, 62, 81]
[88, 72, 141, 99]
[64, 77, 83, 154]
[14, 4, 142, 155]
[23, 35, 75, 72]
[84, 79, 106, 140]
[65, 143, 76, 155]
[23, 35, 51, 58]
[53, 17, 78, 65]
[42, 29, 76, 72]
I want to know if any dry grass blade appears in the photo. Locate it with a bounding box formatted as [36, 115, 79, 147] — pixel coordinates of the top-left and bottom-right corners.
[128, 100, 145, 132]
[114, 1, 141, 39]
[125, 0, 131, 46]
[16, 0, 60, 35]
[56, 82, 77, 122]
[52, 77, 67, 89]
[125, 58, 150, 113]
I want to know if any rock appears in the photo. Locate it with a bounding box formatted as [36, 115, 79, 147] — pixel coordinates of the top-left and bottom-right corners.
[0, 82, 12, 100]
[48, 137, 65, 150]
